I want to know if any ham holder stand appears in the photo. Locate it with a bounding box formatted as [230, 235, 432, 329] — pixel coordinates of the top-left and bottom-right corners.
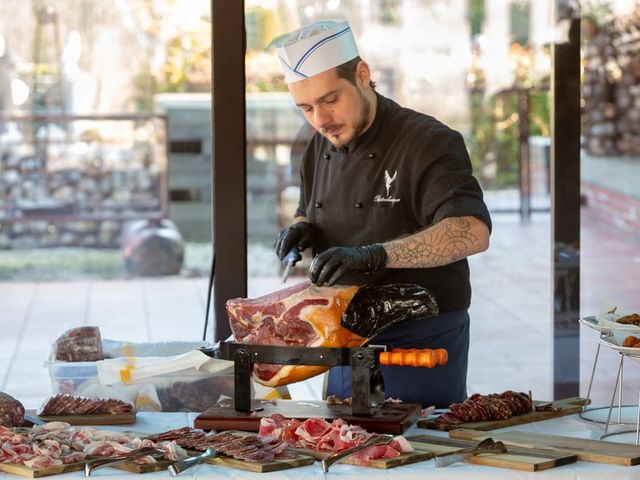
[194, 342, 446, 434]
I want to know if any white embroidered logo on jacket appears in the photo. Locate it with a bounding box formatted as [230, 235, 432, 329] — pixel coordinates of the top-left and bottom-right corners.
[384, 170, 397, 197]
[374, 169, 401, 204]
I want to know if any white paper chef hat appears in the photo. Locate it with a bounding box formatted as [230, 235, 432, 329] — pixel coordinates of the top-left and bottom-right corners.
[274, 20, 359, 83]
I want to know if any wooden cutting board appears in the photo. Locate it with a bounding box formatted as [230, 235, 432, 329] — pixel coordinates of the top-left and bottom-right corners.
[25, 409, 136, 426]
[206, 453, 314, 472]
[88, 451, 314, 474]
[293, 440, 435, 469]
[407, 434, 577, 471]
[450, 428, 640, 466]
[107, 459, 172, 474]
[0, 461, 86, 478]
[417, 397, 587, 431]
[194, 400, 420, 435]
[0, 452, 313, 477]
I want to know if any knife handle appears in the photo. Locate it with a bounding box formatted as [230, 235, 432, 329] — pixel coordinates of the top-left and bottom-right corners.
[379, 348, 448, 367]
[282, 246, 300, 266]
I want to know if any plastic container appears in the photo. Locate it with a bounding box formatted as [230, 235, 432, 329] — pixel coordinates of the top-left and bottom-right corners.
[44, 340, 235, 412]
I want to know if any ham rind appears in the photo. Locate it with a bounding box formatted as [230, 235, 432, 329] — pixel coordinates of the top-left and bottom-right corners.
[227, 282, 438, 387]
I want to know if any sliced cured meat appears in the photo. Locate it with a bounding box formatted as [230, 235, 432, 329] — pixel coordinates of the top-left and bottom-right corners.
[388, 436, 413, 453]
[227, 282, 438, 387]
[258, 414, 412, 462]
[38, 395, 133, 416]
[436, 390, 533, 425]
[0, 421, 189, 469]
[316, 421, 370, 451]
[23, 455, 63, 469]
[258, 413, 301, 445]
[350, 445, 402, 465]
[295, 418, 331, 449]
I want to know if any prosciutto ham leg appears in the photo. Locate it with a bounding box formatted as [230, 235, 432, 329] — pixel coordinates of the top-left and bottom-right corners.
[227, 282, 438, 387]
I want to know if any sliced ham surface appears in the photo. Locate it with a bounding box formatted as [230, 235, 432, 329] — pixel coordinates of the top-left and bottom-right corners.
[258, 414, 413, 462]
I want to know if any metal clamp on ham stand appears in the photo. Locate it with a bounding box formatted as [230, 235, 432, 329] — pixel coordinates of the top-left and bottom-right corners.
[212, 342, 386, 416]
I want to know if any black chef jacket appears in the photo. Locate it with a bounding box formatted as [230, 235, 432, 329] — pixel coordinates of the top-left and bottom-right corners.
[295, 92, 492, 313]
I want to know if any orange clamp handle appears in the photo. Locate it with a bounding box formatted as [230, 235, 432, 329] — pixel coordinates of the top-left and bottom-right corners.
[379, 348, 448, 368]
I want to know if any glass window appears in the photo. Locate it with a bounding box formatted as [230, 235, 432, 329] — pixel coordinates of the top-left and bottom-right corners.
[580, 2, 640, 409]
[244, 0, 553, 400]
[0, 0, 213, 410]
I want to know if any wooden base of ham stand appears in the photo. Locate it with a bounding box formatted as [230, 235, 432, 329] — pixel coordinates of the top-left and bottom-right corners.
[194, 399, 421, 435]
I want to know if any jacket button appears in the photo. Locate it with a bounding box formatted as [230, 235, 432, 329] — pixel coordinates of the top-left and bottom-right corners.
[368, 153, 376, 159]
[323, 153, 330, 160]
[314, 202, 322, 208]
[355, 202, 363, 209]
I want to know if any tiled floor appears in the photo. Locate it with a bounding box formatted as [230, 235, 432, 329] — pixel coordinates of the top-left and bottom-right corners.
[1, 209, 639, 415]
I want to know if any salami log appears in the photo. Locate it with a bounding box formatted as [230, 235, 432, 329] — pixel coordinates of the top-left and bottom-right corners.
[0, 391, 25, 427]
[54, 326, 104, 362]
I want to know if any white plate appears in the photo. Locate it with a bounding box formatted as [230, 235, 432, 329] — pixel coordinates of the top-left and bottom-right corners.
[599, 335, 640, 359]
[579, 315, 612, 334]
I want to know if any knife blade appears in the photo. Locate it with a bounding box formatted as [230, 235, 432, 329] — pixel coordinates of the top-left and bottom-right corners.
[434, 438, 507, 468]
[281, 246, 300, 283]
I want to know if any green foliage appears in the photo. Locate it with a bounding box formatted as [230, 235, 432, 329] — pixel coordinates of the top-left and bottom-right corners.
[468, 0, 485, 36]
[468, 89, 550, 190]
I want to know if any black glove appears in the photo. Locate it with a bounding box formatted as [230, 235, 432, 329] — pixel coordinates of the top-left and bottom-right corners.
[309, 244, 388, 287]
[275, 221, 316, 261]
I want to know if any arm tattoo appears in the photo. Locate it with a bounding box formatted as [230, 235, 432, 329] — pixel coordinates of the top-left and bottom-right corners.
[385, 217, 483, 268]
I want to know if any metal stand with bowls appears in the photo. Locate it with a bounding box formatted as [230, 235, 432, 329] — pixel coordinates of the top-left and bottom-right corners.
[582, 312, 640, 445]
[578, 315, 636, 427]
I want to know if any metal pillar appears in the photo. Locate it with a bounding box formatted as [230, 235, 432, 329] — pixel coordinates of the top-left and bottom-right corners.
[551, 4, 581, 399]
[211, 0, 247, 342]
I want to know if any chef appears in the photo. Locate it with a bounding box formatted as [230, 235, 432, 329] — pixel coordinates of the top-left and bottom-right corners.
[273, 20, 492, 407]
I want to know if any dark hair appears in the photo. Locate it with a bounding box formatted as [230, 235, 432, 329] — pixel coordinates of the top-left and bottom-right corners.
[334, 56, 376, 90]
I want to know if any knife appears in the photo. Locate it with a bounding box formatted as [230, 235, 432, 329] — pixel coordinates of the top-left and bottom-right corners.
[321, 434, 393, 473]
[168, 447, 217, 476]
[84, 447, 166, 476]
[23, 413, 46, 426]
[434, 438, 507, 467]
[281, 246, 300, 283]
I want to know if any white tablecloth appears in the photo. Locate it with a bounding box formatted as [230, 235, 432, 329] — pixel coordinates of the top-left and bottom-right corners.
[3, 412, 640, 479]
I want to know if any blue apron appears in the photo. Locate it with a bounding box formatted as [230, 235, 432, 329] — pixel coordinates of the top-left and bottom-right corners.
[326, 310, 469, 408]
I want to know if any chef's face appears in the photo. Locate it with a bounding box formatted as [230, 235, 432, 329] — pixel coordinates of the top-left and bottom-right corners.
[288, 62, 374, 148]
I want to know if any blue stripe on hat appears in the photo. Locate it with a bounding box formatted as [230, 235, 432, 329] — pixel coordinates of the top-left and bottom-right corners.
[293, 26, 352, 73]
[278, 55, 308, 80]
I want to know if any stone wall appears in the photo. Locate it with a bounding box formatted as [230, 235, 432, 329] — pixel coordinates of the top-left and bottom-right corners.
[0, 119, 166, 249]
[583, 8, 640, 156]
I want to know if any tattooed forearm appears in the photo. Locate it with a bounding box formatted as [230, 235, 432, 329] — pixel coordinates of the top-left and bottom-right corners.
[384, 217, 489, 268]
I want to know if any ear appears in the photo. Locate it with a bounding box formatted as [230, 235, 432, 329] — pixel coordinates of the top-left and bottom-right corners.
[355, 61, 371, 90]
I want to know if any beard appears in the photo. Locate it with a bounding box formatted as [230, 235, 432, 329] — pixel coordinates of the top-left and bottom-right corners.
[322, 87, 371, 149]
